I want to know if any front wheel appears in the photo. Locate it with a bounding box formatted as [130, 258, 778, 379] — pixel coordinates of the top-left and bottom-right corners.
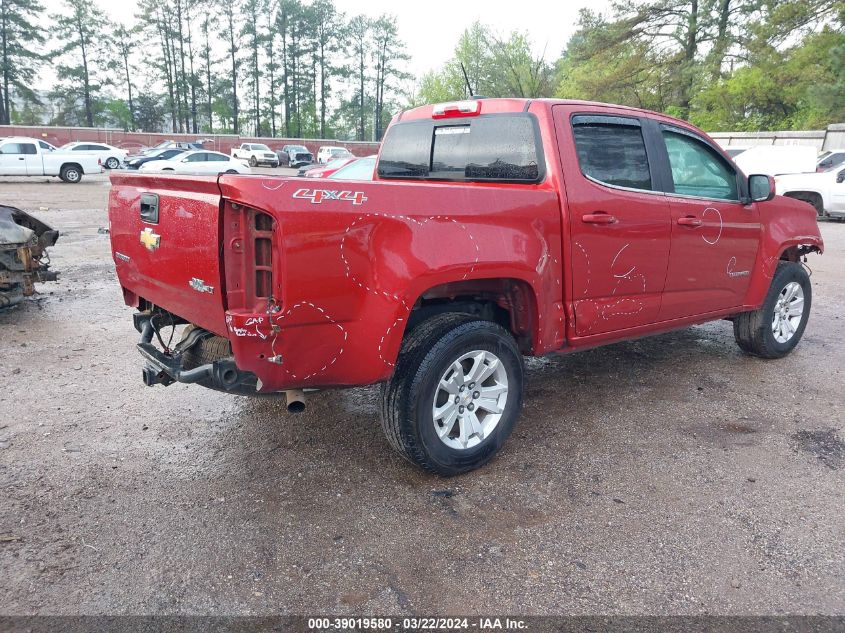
[105, 156, 120, 170]
[249, 156, 257, 167]
[380, 315, 524, 476]
[734, 261, 812, 358]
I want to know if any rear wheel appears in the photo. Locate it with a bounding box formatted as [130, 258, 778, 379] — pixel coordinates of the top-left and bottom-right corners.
[734, 261, 811, 358]
[59, 165, 82, 183]
[380, 315, 524, 476]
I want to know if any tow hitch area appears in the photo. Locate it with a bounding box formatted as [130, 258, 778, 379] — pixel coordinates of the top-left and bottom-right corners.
[134, 312, 261, 395]
[0, 205, 59, 308]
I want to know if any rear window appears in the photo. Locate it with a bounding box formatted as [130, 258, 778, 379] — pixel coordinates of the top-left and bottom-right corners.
[377, 114, 543, 183]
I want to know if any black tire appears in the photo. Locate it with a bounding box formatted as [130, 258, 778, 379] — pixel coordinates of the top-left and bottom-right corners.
[380, 315, 524, 476]
[59, 165, 82, 183]
[105, 156, 120, 170]
[225, 169, 237, 174]
[249, 156, 258, 167]
[734, 261, 812, 359]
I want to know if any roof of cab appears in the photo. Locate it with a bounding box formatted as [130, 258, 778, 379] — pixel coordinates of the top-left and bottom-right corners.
[396, 97, 696, 131]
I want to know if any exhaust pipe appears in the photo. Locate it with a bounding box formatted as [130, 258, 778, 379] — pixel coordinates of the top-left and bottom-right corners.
[284, 389, 306, 413]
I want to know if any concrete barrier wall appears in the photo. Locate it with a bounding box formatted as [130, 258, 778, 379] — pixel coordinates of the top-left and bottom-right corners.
[0, 125, 381, 157]
[710, 124, 844, 151]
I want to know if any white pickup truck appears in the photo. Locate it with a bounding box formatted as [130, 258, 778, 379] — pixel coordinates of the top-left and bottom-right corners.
[230, 143, 279, 168]
[0, 136, 104, 182]
[776, 166, 845, 219]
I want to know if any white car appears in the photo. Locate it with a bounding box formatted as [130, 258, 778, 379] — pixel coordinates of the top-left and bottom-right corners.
[775, 166, 845, 219]
[139, 150, 251, 175]
[316, 145, 354, 164]
[59, 141, 127, 170]
[0, 136, 103, 182]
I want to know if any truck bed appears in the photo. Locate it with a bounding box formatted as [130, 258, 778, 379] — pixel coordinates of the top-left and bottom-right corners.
[108, 171, 564, 391]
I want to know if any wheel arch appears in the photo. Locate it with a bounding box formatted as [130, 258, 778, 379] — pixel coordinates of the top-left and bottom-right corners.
[60, 161, 83, 173]
[782, 190, 826, 213]
[402, 277, 541, 355]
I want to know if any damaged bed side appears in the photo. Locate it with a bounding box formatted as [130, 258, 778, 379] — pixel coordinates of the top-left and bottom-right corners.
[0, 205, 59, 309]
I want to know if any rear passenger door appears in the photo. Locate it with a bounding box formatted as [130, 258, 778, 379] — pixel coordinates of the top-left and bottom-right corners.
[654, 124, 760, 320]
[555, 109, 672, 337]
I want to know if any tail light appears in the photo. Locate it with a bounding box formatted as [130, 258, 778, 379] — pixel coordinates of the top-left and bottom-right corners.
[253, 212, 274, 300]
[223, 202, 277, 311]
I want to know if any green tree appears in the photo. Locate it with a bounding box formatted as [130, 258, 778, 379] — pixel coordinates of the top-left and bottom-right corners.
[219, 0, 242, 134]
[0, 0, 45, 125]
[371, 15, 410, 139]
[241, 0, 265, 135]
[555, 0, 843, 129]
[312, 0, 342, 139]
[347, 14, 370, 141]
[418, 23, 553, 104]
[53, 0, 114, 127]
[115, 24, 136, 131]
[134, 93, 166, 131]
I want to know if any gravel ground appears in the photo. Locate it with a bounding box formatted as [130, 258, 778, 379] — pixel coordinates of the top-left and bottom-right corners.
[0, 171, 843, 616]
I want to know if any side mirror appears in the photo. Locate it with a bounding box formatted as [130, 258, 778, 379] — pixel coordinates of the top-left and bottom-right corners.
[749, 174, 775, 202]
[836, 171, 845, 184]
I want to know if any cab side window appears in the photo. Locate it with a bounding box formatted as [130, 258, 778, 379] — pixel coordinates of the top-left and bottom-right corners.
[571, 116, 652, 191]
[662, 129, 738, 201]
[0, 143, 36, 155]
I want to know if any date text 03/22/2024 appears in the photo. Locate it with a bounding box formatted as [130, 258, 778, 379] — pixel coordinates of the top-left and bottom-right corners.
[306, 617, 528, 631]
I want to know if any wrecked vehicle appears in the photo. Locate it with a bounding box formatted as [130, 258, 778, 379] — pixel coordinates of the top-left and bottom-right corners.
[108, 98, 823, 475]
[0, 206, 59, 308]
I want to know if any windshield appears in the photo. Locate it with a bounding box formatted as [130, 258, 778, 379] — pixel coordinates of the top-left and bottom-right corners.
[251, 144, 270, 151]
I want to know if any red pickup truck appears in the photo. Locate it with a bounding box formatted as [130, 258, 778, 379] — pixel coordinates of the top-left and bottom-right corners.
[109, 98, 823, 475]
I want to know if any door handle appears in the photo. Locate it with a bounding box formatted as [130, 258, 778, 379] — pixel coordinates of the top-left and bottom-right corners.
[18, 157, 24, 160]
[677, 216, 702, 227]
[582, 212, 617, 225]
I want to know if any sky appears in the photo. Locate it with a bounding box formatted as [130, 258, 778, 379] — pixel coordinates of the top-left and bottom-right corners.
[39, 0, 613, 85]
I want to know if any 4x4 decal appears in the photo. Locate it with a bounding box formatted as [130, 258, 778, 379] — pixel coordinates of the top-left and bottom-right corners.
[292, 188, 368, 205]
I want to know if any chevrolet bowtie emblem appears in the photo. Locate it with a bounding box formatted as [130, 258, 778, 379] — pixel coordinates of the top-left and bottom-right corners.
[140, 227, 161, 252]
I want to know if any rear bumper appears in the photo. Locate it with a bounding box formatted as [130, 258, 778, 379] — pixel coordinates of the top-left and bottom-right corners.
[135, 313, 259, 393]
